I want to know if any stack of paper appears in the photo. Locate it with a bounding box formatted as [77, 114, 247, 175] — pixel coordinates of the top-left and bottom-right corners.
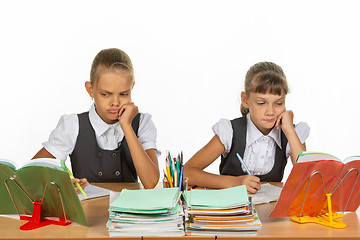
[184, 185, 262, 236]
[107, 187, 184, 237]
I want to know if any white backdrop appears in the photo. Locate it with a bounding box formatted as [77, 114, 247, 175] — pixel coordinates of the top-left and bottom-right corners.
[1, 0, 359, 181]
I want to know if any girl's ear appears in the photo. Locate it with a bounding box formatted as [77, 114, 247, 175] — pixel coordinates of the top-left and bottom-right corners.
[85, 81, 94, 98]
[241, 92, 249, 108]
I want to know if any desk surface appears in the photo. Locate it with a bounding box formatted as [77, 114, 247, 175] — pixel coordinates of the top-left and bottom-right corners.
[1, 182, 359, 240]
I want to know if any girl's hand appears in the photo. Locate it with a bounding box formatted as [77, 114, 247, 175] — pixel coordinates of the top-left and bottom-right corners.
[275, 110, 294, 132]
[71, 178, 89, 194]
[234, 175, 261, 194]
[118, 102, 139, 127]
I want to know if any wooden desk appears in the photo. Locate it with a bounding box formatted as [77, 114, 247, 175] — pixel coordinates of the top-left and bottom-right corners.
[1, 183, 359, 240]
[0, 183, 143, 240]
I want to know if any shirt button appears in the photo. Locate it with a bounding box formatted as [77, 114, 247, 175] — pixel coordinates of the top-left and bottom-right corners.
[261, 156, 264, 159]
[98, 171, 103, 176]
[115, 170, 120, 176]
[112, 152, 117, 157]
[98, 152, 103, 157]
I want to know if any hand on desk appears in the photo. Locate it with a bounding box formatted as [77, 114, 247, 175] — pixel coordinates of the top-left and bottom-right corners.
[71, 178, 89, 194]
[236, 175, 261, 194]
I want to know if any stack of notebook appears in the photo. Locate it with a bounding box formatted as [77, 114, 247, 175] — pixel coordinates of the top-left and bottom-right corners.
[184, 185, 262, 236]
[107, 187, 184, 237]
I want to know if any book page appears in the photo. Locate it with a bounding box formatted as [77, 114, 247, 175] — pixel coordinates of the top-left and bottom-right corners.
[21, 158, 64, 171]
[249, 183, 282, 205]
[0, 158, 17, 170]
[343, 156, 360, 164]
[296, 151, 340, 163]
[78, 184, 110, 201]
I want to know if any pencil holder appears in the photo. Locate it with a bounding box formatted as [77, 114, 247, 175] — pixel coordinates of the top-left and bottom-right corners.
[162, 151, 184, 190]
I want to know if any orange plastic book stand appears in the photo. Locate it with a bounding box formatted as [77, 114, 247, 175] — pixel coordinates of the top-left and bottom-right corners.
[4, 178, 72, 231]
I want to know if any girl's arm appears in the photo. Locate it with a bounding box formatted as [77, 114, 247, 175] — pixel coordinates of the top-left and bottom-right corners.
[119, 103, 160, 189]
[32, 148, 89, 191]
[275, 110, 306, 164]
[183, 135, 261, 193]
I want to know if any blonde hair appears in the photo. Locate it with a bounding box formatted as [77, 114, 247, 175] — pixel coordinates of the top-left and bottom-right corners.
[90, 48, 134, 85]
[241, 62, 289, 116]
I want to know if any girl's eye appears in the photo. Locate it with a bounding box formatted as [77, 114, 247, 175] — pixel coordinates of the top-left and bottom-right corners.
[101, 93, 109, 97]
[276, 102, 283, 106]
[257, 102, 265, 106]
[120, 93, 129, 96]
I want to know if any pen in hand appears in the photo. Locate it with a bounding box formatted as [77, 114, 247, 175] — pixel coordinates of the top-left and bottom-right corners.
[236, 153, 252, 175]
[236, 153, 262, 193]
[66, 167, 88, 199]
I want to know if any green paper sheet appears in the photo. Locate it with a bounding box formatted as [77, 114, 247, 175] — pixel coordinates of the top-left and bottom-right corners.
[185, 185, 249, 209]
[109, 187, 180, 214]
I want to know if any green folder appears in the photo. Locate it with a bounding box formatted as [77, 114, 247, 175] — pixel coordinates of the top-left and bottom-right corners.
[0, 158, 88, 226]
[185, 185, 249, 209]
[109, 187, 180, 214]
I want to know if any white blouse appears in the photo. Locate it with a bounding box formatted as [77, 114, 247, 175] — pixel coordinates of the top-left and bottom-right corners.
[212, 114, 310, 175]
[43, 104, 159, 161]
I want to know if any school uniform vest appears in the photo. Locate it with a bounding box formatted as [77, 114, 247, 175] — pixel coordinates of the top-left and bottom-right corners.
[69, 112, 140, 182]
[219, 116, 288, 182]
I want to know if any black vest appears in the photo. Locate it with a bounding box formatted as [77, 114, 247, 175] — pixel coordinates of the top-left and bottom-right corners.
[69, 112, 140, 182]
[219, 116, 288, 182]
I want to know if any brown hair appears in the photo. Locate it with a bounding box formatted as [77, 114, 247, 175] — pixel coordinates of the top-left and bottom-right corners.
[241, 62, 289, 116]
[90, 48, 134, 85]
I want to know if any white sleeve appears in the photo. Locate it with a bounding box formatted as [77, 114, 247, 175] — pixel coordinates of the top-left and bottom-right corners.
[286, 122, 310, 157]
[42, 114, 79, 161]
[212, 118, 233, 155]
[137, 113, 160, 156]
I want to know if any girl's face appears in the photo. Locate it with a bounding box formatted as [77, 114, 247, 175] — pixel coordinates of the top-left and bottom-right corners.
[85, 70, 134, 124]
[241, 91, 286, 135]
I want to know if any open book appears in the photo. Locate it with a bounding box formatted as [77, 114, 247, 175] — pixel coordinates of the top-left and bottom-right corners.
[0, 158, 88, 226]
[270, 152, 360, 217]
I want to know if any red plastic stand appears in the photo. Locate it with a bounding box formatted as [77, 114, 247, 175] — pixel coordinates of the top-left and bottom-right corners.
[19, 201, 72, 231]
